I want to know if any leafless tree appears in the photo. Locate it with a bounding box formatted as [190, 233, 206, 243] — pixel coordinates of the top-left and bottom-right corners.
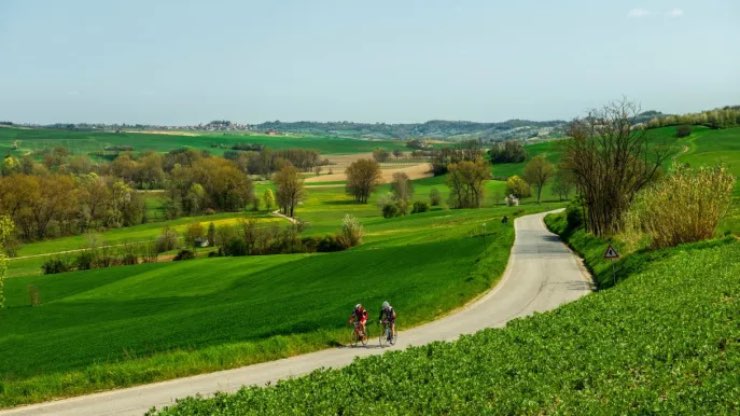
[560, 99, 671, 236]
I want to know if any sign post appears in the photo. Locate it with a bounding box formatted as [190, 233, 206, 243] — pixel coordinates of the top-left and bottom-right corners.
[603, 244, 620, 286]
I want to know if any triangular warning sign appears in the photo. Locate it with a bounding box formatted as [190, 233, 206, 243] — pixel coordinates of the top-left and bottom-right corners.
[603, 245, 620, 259]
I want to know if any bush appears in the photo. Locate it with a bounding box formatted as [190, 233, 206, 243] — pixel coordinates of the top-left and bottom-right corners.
[316, 235, 345, 252]
[566, 203, 583, 231]
[42, 257, 72, 275]
[300, 236, 320, 253]
[489, 140, 527, 163]
[224, 238, 248, 256]
[429, 188, 442, 206]
[411, 201, 429, 214]
[339, 214, 363, 248]
[155, 226, 180, 253]
[74, 250, 95, 270]
[173, 249, 196, 261]
[505, 175, 531, 198]
[382, 203, 400, 218]
[623, 166, 735, 248]
[676, 125, 692, 138]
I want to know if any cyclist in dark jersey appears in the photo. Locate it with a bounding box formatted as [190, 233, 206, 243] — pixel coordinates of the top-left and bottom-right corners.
[378, 301, 396, 340]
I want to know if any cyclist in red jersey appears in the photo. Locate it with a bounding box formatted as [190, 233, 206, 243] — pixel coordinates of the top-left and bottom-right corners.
[348, 303, 368, 337]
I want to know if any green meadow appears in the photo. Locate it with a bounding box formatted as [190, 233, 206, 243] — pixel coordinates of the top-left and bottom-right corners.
[0, 201, 560, 407]
[0, 126, 406, 156]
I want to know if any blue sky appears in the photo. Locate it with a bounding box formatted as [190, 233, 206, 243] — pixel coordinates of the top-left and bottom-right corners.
[1, 0, 738, 124]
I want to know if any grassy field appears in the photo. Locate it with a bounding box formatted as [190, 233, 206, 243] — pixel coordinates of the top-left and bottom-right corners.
[0, 126, 406, 156]
[673, 126, 740, 234]
[150, 215, 739, 416]
[0, 169, 562, 407]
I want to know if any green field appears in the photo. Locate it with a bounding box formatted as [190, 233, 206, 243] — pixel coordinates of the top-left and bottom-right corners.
[150, 214, 739, 416]
[0, 126, 406, 156]
[0, 172, 562, 406]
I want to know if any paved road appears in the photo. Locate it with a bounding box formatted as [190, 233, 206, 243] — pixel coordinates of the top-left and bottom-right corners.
[1, 211, 592, 416]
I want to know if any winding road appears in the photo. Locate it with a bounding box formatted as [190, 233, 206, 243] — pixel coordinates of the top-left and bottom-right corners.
[1, 211, 592, 416]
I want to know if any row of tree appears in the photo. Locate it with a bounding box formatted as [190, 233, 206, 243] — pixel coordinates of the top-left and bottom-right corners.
[0, 174, 145, 241]
[646, 106, 740, 129]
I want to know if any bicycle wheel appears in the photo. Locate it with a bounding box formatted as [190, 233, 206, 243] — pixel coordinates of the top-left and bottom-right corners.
[360, 328, 369, 346]
[379, 325, 388, 347]
[349, 328, 359, 347]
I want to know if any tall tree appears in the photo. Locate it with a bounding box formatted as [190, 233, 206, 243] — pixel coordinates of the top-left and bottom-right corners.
[561, 100, 671, 236]
[447, 160, 490, 208]
[346, 159, 382, 203]
[523, 155, 555, 203]
[273, 164, 304, 217]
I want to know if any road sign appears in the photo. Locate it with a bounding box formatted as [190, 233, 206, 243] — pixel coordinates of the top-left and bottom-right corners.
[603, 245, 620, 259]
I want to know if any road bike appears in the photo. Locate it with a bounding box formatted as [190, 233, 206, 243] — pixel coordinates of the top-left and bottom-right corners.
[349, 320, 369, 347]
[378, 320, 397, 347]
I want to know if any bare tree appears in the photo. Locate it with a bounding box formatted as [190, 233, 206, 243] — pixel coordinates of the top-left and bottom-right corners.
[346, 159, 382, 203]
[561, 100, 671, 236]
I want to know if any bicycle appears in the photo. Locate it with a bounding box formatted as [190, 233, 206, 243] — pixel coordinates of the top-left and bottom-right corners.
[349, 320, 369, 347]
[378, 319, 397, 347]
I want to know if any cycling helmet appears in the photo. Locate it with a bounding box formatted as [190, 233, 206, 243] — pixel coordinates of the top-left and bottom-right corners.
[382, 301, 390, 309]
[355, 304, 362, 309]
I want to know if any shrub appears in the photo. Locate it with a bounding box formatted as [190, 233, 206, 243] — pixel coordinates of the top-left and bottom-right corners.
[339, 214, 363, 248]
[155, 226, 180, 253]
[317, 235, 345, 252]
[173, 249, 196, 261]
[120, 242, 140, 265]
[505, 175, 531, 198]
[489, 140, 527, 163]
[224, 238, 248, 256]
[676, 125, 692, 138]
[623, 166, 735, 248]
[566, 203, 583, 231]
[184, 222, 205, 248]
[382, 203, 399, 218]
[74, 250, 95, 270]
[42, 257, 72, 275]
[429, 188, 442, 206]
[300, 236, 320, 253]
[411, 201, 429, 214]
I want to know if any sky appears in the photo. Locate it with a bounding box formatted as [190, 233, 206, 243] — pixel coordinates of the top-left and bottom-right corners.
[0, 0, 738, 125]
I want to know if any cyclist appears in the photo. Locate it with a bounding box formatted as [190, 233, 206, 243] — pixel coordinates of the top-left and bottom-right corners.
[348, 303, 368, 338]
[378, 301, 396, 340]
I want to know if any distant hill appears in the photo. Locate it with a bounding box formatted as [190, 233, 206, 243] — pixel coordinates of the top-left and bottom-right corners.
[253, 119, 567, 141]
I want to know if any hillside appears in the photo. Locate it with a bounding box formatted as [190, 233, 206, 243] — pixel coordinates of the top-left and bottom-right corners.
[253, 119, 567, 141]
[150, 216, 739, 415]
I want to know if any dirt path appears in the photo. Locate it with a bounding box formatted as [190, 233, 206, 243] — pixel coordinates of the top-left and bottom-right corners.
[306, 162, 432, 183]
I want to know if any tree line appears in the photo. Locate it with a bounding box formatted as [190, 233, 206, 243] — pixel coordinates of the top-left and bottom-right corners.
[646, 106, 740, 129]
